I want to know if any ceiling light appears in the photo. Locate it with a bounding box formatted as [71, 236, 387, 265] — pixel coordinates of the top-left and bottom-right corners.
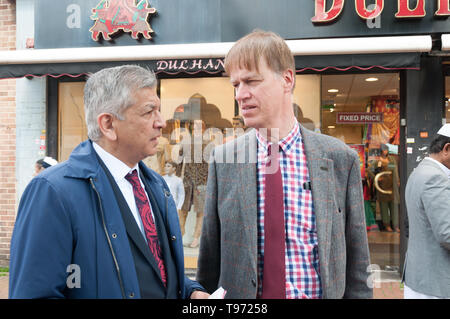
[365, 77, 379, 82]
[328, 125, 336, 129]
[328, 89, 339, 93]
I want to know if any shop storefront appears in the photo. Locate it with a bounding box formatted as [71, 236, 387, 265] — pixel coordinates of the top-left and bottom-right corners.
[2, 0, 450, 275]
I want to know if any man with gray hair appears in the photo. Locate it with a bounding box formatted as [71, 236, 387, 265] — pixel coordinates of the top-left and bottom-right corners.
[10, 65, 208, 299]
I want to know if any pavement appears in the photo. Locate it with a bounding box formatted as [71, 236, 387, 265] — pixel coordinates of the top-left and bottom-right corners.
[0, 275, 8, 299]
[0, 272, 404, 299]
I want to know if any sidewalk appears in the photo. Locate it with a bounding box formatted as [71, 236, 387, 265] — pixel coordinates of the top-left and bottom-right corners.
[0, 275, 8, 299]
[0, 273, 403, 299]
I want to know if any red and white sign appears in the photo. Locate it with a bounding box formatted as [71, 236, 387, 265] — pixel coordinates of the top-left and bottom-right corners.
[336, 112, 383, 124]
[311, 0, 450, 23]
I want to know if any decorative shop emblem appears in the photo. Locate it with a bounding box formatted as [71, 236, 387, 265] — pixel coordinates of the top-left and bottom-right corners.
[90, 0, 156, 41]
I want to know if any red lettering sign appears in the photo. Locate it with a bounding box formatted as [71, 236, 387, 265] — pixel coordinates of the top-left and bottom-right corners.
[435, 0, 450, 16]
[336, 112, 383, 124]
[355, 0, 384, 19]
[312, 0, 440, 23]
[311, 0, 345, 23]
[395, 0, 426, 18]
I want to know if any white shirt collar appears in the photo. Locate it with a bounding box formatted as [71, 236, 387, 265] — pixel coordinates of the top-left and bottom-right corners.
[424, 157, 450, 178]
[92, 142, 139, 181]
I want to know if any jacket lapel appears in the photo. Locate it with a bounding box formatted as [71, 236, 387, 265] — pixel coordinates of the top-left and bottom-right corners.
[300, 125, 333, 282]
[96, 155, 161, 273]
[140, 172, 171, 283]
[237, 131, 258, 228]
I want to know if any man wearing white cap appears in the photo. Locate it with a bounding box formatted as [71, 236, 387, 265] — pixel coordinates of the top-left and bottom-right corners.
[33, 157, 58, 176]
[403, 123, 450, 299]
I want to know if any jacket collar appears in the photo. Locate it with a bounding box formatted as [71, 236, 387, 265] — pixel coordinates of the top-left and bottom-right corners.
[64, 140, 160, 184]
[64, 140, 102, 179]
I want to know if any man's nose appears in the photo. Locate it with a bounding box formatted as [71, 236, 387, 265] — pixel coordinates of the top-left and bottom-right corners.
[155, 111, 166, 129]
[235, 84, 250, 102]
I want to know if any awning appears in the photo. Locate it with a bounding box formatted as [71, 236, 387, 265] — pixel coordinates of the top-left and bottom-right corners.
[0, 35, 430, 79]
[294, 52, 421, 73]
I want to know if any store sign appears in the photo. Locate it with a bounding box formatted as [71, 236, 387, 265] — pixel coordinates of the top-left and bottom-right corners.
[156, 58, 225, 73]
[34, 0, 450, 49]
[312, 0, 450, 22]
[89, 0, 156, 41]
[336, 112, 383, 124]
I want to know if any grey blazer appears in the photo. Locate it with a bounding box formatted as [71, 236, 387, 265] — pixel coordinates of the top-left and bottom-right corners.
[196, 124, 372, 299]
[404, 158, 450, 298]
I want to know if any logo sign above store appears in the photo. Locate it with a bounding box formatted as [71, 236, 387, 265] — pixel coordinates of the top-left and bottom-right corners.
[156, 59, 225, 74]
[312, 0, 450, 22]
[336, 112, 383, 124]
[34, 0, 450, 49]
[89, 0, 156, 41]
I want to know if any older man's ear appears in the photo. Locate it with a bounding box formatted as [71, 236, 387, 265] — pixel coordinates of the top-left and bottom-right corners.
[97, 113, 118, 141]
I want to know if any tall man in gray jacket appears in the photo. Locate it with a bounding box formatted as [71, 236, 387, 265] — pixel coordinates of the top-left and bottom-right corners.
[404, 124, 450, 299]
[196, 30, 372, 299]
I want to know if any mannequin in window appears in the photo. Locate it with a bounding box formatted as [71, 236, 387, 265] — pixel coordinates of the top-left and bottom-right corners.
[368, 144, 400, 232]
[179, 120, 208, 248]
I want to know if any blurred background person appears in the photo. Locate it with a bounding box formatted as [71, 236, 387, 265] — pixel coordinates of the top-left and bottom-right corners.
[162, 161, 185, 212]
[33, 157, 58, 176]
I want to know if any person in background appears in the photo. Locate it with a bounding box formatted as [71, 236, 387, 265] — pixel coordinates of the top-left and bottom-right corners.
[403, 124, 450, 299]
[162, 161, 185, 212]
[9, 65, 208, 299]
[34, 157, 58, 176]
[196, 30, 372, 299]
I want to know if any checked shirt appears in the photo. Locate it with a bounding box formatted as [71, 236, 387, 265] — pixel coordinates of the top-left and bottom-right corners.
[256, 122, 322, 299]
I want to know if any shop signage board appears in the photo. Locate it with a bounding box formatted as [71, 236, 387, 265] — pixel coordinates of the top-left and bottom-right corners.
[35, 0, 450, 48]
[336, 112, 383, 124]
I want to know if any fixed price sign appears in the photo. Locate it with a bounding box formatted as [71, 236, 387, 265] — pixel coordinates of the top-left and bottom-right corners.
[336, 112, 383, 124]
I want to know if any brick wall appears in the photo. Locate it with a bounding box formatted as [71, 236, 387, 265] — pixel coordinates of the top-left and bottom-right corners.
[0, 0, 16, 267]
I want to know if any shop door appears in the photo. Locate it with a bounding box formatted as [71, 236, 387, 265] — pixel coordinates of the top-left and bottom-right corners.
[320, 73, 402, 277]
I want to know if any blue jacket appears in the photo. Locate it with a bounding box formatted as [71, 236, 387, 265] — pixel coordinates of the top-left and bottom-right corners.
[9, 140, 204, 298]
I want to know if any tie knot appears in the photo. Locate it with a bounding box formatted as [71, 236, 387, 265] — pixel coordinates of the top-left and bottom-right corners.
[125, 169, 139, 184]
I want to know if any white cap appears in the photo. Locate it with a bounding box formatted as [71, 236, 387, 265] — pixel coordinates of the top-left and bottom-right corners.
[437, 123, 450, 138]
[43, 156, 58, 166]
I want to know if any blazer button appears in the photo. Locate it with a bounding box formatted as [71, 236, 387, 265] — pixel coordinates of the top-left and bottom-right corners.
[251, 279, 256, 287]
[171, 235, 176, 241]
[129, 292, 135, 298]
[112, 233, 117, 239]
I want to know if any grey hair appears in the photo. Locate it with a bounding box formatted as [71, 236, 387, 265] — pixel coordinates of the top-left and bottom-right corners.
[84, 65, 157, 141]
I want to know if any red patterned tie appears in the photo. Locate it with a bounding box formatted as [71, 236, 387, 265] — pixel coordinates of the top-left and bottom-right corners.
[125, 169, 167, 286]
[261, 144, 286, 299]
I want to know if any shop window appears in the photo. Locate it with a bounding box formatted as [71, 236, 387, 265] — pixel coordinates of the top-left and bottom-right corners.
[321, 73, 401, 272]
[293, 75, 321, 132]
[58, 82, 87, 161]
[158, 77, 236, 269]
